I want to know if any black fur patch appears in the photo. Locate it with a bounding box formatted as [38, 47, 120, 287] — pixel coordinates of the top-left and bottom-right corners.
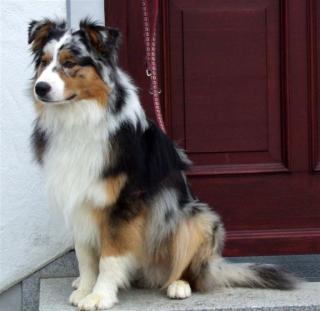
[142, 121, 190, 188]
[111, 82, 127, 114]
[77, 56, 96, 67]
[110, 194, 143, 223]
[31, 120, 48, 164]
[251, 264, 297, 290]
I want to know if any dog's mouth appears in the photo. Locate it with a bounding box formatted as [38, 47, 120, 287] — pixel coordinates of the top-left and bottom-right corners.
[38, 93, 77, 103]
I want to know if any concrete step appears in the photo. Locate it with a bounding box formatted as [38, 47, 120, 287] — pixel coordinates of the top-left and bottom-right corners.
[23, 253, 320, 311]
[39, 277, 320, 311]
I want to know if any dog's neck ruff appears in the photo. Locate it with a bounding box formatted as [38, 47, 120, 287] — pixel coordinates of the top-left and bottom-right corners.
[40, 100, 107, 220]
[39, 99, 106, 132]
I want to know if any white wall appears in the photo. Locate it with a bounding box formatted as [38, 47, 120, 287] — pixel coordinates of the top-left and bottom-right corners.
[0, 0, 73, 292]
[68, 0, 105, 28]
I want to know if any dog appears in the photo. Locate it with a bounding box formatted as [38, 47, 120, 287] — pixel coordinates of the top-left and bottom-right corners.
[28, 18, 296, 310]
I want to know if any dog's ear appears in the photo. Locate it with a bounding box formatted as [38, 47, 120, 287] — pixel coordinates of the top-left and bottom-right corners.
[80, 18, 121, 59]
[28, 19, 66, 52]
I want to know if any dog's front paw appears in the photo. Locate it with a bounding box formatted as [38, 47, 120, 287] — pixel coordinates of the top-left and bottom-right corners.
[69, 289, 90, 306]
[167, 280, 192, 299]
[78, 293, 118, 310]
[72, 277, 81, 289]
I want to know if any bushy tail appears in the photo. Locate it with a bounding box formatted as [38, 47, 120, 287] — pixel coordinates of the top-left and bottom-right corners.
[198, 256, 297, 291]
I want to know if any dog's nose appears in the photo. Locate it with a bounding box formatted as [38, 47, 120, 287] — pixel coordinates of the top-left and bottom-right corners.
[35, 82, 51, 97]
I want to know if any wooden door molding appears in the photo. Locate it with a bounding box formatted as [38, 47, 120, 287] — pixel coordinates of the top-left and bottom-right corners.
[309, 0, 320, 172]
[226, 228, 320, 256]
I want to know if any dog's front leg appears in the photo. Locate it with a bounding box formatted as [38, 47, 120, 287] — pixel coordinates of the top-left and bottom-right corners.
[77, 254, 138, 310]
[69, 242, 98, 307]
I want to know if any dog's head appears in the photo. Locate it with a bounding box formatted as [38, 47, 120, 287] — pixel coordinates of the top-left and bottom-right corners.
[28, 18, 120, 105]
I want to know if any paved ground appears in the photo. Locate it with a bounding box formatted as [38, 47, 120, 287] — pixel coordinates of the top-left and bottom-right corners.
[39, 277, 320, 311]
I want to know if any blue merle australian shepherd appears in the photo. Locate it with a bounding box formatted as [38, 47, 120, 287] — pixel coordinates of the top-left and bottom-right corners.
[29, 18, 296, 310]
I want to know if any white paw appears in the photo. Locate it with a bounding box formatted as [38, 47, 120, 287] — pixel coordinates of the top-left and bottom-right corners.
[72, 277, 81, 289]
[167, 280, 192, 299]
[69, 289, 90, 306]
[78, 293, 118, 310]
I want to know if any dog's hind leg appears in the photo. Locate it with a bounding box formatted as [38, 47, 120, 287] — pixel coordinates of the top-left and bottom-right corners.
[163, 209, 220, 299]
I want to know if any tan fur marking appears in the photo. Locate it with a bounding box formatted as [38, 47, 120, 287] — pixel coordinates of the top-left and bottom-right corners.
[35, 52, 53, 80]
[58, 60, 109, 105]
[82, 26, 106, 54]
[40, 52, 53, 67]
[31, 22, 55, 52]
[85, 28, 100, 47]
[153, 243, 171, 265]
[104, 174, 128, 207]
[92, 207, 145, 260]
[164, 213, 214, 288]
[59, 50, 76, 64]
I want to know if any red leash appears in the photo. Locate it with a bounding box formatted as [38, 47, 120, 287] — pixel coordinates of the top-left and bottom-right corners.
[141, 0, 166, 133]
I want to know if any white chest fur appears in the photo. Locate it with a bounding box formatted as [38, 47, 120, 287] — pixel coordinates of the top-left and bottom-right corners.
[44, 124, 107, 212]
[40, 101, 109, 244]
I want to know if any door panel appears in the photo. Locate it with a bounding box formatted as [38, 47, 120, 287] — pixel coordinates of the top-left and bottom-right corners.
[184, 9, 270, 154]
[106, 0, 320, 256]
[170, 1, 286, 176]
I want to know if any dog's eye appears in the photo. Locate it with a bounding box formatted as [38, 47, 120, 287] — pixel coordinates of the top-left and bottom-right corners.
[63, 61, 76, 69]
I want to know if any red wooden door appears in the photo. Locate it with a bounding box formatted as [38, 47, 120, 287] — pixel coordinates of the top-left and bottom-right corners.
[106, 0, 320, 256]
